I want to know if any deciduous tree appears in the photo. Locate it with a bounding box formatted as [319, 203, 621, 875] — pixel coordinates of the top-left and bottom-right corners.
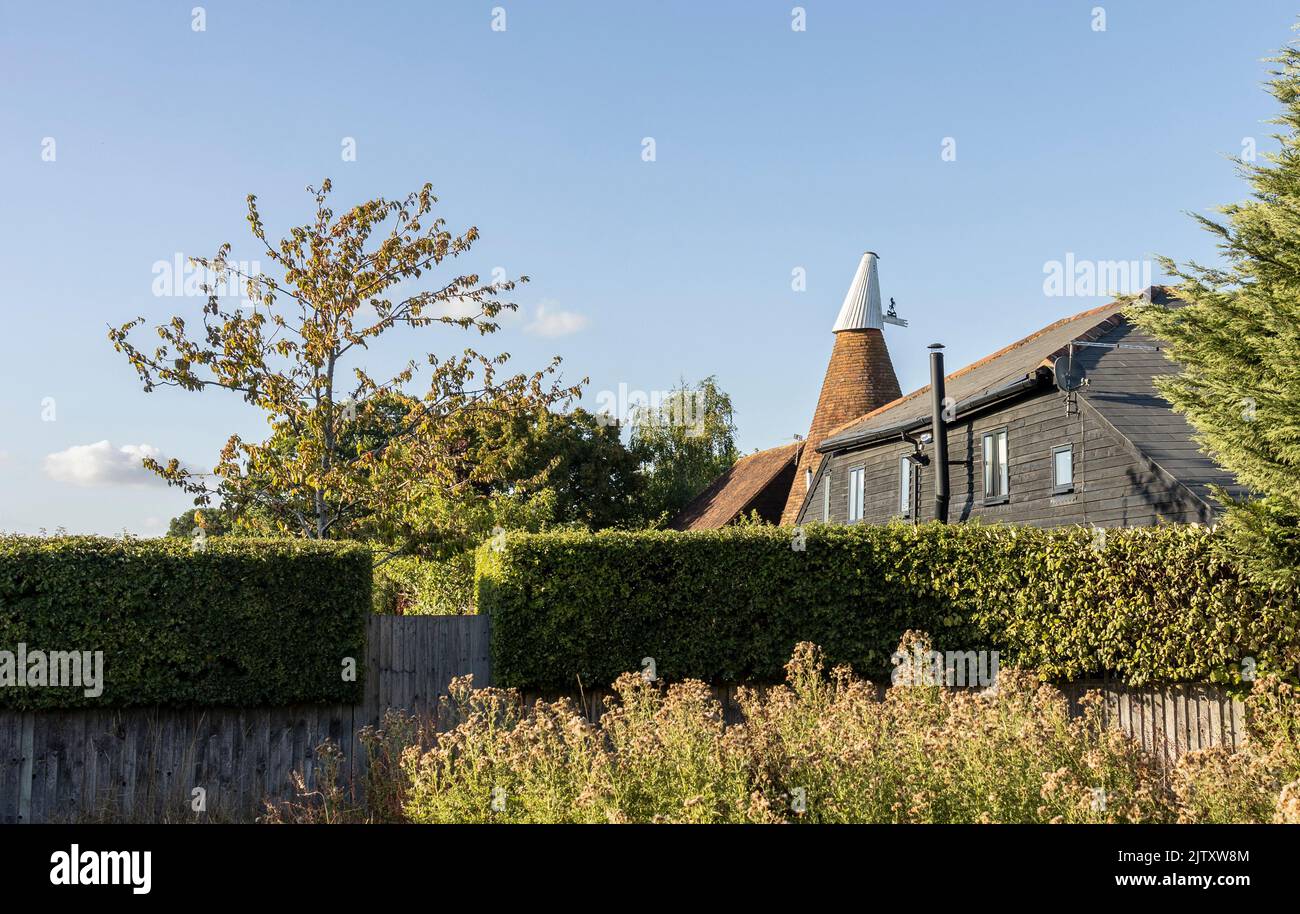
[629, 376, 739, 524]
[111, 180, 582, 540]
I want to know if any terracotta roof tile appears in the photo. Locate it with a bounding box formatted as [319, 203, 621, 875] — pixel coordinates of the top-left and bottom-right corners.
[671, 441, 803, 530]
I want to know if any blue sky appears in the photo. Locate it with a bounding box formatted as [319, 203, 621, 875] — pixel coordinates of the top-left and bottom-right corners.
[0, 0, 1294, 535]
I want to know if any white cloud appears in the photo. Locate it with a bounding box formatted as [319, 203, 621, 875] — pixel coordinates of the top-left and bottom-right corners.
[43, 441, 170, 487]
[429, 296, 484, 321]
[525, 300, 589, 338]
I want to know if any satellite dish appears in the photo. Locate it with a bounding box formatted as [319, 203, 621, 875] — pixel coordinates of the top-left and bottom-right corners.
[1054, 355, 1086, 392]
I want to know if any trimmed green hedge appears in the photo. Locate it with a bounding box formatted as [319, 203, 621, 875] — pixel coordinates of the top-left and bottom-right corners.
[373, 551, 474, 615]
[476, 523, 1300, 690]
[0, 536, 370, 709]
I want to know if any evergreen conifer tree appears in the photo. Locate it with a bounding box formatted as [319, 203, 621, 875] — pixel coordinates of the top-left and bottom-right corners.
[1132, 36, 1300, 587]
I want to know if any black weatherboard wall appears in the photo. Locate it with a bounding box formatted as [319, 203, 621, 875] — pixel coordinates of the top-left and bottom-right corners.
[799, 317, 1240, 529]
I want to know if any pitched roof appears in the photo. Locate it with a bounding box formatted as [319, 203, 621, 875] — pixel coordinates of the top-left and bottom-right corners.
[1070, 319, 1246, 506]
[819, 298, 1129, 451]
[671, 441, 803, 530]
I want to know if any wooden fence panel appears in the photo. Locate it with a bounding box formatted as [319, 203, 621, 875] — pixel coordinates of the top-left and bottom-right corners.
[0, 614, 489, 823]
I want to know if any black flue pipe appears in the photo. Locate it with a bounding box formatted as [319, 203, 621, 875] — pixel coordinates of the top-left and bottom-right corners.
[928, 343, 950, 523]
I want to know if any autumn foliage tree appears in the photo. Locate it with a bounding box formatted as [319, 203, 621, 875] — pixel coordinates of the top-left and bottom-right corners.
[111, 180, 582, 542]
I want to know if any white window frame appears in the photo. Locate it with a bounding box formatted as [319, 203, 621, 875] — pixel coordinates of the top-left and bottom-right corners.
[847, 466, 865, 523]
[822, 469, 831, 522]
[1052, 444, 1074, 494]
[982, 428, 1009, 503]
[899, 454, 912, 517]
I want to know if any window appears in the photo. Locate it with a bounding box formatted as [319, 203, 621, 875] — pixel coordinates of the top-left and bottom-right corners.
[805, 467, 813, 496]
[899, 454, 912, 516]
[847, 466, 865, 522]
[822, 470, 831, 522]
[1052, 444, 1073, 493]
[982, 428, 1009, 502]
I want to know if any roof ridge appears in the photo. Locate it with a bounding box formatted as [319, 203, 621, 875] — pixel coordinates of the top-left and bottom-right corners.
[1036, 312, 1128, 369]
[739, 440, 802, 462]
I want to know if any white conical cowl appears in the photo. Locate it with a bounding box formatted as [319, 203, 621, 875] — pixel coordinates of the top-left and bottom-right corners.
[831, 251, 884, 332]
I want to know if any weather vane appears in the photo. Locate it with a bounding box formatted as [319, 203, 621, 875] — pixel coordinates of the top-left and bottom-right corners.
[883, 297, 908, 327]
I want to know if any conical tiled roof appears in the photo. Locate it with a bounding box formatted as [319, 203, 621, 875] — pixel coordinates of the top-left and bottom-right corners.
[780, 252, 901, 524]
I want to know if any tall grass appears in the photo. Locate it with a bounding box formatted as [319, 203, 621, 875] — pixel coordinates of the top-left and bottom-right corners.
[1171, 674, 1300, 823]
[273, 637, 1300, 824]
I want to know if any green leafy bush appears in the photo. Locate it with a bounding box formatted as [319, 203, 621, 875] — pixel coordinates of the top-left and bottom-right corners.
[0, 536, 370, 709]
[476, 523, 1300, 690]
[373, 552, 473, 615]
